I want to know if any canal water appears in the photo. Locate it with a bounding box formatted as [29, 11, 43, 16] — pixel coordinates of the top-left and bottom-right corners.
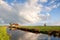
[7, 28, 60, 40]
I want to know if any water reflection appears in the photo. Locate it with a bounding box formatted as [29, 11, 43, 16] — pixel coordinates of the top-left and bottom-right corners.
[7, 28, 60, 40]
[51, 36, 60, 40]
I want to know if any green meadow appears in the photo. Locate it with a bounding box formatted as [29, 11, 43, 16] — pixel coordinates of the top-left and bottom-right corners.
[20, 26, 60, 31]
[0, 26, 10, 40]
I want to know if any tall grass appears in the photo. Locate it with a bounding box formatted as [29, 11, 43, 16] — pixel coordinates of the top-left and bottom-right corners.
[0, 26, 10, 40]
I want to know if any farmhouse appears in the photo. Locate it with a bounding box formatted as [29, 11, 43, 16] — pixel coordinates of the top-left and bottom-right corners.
[10, 23, 20, 28]
[9, 23, 20, 30]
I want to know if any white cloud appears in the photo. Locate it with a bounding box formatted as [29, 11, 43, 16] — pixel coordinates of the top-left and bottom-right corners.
[0, 18, 4, 24]
[18, 0, 43, 23]
[45, 2, 60, 12]
[46, 13, 50, 16]
[1, 0, 11, 10]
[39, 13, 50, 21]
[0, 0, 41, 24]
[48, 0, 55, 5]
[0, 0, 50, 25]
[45, 7, 52, 12]
[40, 0, 48, 3]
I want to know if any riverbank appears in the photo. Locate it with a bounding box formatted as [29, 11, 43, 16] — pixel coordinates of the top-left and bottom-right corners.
[11, 26, 60, 37]
[0, 26, 10, 40]
[19, 26, 60, 31]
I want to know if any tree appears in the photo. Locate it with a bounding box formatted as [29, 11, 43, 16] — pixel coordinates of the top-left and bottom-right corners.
[44, 23, 46, 26]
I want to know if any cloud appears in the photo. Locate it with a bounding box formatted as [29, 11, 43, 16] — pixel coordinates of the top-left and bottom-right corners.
[0, 18, 4, 24]
[39, 13, 50, 21]
[39, 0, 60, 15]
[45, 7, 52, 12]
[0, 0, 45, 24]
[40, 0, 48, 3]
[18, 0, 43, 23]
[0, 0, 12, 11]
[48, 0, 55, 5]
[0, 0, 52, 25]
[0, 0, 20, 23]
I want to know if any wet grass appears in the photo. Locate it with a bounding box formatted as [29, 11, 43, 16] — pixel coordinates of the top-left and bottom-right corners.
[0, 26, 10, 40]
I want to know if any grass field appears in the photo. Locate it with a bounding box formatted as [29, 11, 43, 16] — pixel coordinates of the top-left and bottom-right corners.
[0, 26, 10, 40]
[20, 26, 60, 31]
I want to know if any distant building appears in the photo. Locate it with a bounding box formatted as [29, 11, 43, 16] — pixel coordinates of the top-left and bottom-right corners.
[9, 23, 20, 30]
[9, 23, 20, 27]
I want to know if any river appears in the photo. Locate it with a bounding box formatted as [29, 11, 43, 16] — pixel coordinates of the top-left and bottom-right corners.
[7, 28, 60, 40]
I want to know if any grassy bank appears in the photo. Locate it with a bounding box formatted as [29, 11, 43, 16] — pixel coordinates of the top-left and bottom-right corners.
[20, 26, 60, 31]
[0, 26, 10, 40]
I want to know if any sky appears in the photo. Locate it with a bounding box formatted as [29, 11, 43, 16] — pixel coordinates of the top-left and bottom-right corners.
[0, 0, 60, 25]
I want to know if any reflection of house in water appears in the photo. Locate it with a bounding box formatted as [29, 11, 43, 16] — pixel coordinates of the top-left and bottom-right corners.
[9, 23, 20, 30]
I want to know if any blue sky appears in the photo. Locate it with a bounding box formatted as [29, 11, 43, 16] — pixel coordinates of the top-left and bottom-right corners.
[0, 0, 60, 25]
[50, 7, 60, 22]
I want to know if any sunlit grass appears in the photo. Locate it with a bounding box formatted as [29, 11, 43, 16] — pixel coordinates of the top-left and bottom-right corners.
[0, 26, 10, 40]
